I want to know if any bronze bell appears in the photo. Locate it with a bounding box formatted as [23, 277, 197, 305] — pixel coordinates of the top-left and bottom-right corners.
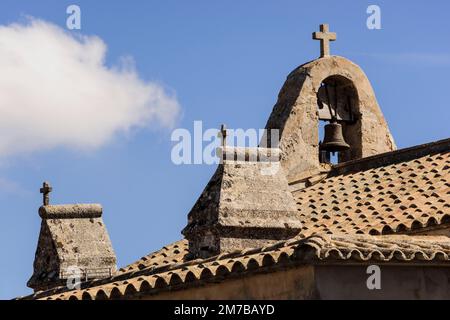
[321, 121, 350, 153]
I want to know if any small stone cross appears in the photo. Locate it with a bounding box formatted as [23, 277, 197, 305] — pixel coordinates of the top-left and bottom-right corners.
[219, 124, 227, 148]
[312, 24, 337, 58]
[40, 181, 52, 206]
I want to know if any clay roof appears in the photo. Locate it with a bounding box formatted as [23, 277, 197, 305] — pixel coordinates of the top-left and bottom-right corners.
[21, 138, 450, 300]
[30, 233, 450, 300]
[294, 138, 450, 236]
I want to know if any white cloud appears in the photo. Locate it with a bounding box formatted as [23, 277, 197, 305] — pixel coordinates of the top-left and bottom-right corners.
[0, 18, 180, 157]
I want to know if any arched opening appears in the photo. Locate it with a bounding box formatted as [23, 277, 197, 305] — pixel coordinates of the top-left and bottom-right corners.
[317, 75, 359, 164]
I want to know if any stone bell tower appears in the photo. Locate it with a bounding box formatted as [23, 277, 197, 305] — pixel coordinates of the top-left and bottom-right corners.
[266, 24, 396, 182]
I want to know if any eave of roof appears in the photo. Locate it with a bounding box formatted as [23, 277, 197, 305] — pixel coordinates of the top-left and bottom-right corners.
[24, 233, 450, 300]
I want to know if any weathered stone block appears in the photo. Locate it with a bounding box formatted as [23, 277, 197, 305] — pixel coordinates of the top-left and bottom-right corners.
[28, 204, 116, 292]
[183, 147, 300, 258]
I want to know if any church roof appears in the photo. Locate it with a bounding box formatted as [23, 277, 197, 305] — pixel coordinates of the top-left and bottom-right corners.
[21, 137, 450, 300]
[29, 233, 450, 300]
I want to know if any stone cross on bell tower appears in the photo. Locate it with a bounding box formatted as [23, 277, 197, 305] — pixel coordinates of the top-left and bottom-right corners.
[312, 24, 337, 58]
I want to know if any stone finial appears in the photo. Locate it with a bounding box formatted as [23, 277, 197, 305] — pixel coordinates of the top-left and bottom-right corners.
[182, 145, 300, 259]
[312, 24, 337, 57]
[40, 182, 52, 206]
[28, 203, 117, 292]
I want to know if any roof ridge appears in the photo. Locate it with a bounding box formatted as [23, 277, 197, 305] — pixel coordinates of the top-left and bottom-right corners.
[330, 137, 450, 177]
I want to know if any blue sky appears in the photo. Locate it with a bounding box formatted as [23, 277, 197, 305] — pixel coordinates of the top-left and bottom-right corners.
[0, 0, 449, 299]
